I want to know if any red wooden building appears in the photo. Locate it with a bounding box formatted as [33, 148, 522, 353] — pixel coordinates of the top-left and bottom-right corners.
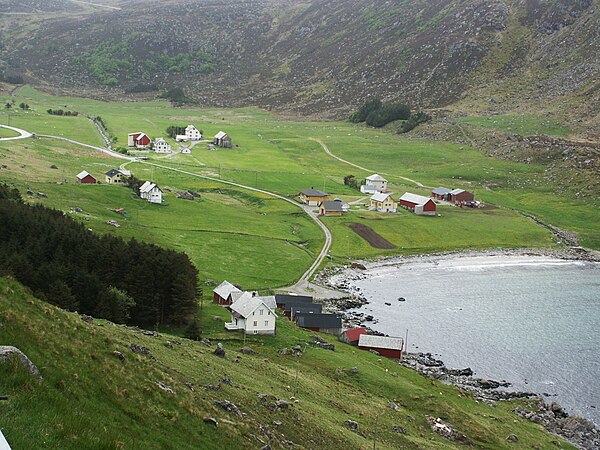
[213, 280, 242, 305]
[399, 192, 436, 216]
[449, 189, 474, 204]
[76, 170, 97, 184]
[128, 132, 152, 149]
[339, 327, 368, 346]
[358, 334, 404, 359]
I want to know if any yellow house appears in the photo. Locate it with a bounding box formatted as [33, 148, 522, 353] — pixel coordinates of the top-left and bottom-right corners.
[370, 192, 397, 213]
[105, 169, 125, 184]
[299, 188, 329, 206]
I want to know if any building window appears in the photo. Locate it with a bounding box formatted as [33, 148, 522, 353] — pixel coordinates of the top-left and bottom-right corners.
[253, 321, 257, 327]
[264, 321, 268, 327]
[259, 309, 264, 316]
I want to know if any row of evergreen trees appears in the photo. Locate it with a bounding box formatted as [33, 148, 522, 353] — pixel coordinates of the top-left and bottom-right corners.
[0, 184, 199, 327]
[349, 98, 430, 131]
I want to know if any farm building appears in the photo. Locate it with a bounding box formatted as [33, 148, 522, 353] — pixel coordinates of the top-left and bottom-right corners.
[105, 169, 126, 184]
[225, 294, 277, 335]
[76, 171, 96, 184]
[319, 200, 343, 216]
[299, 188, 329, 206]
[127, 132, 151, 149]
[431, 187, 452, 200]
[294, 313, 342, 336]
[358, 334, 404, 359]
[361, 174, 388, 193]
[214, 131, 232, 148]
[213, 280, 242, 305]
[185, 125, 202, 141]
[450, 189, 475, 204]
[153, 138, 172, 154]
[288, 303, 323, 319]
[275, 294, 314, 309]
[139, 181, 163, 204]
[339, 327, 368, 346]
[399, 192, 436, 216]
[370, 192, 397, 213]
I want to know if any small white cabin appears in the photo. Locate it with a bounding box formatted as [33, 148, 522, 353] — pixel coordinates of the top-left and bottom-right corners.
[153, 138, 172, 154]
[139, 181, 163, 204]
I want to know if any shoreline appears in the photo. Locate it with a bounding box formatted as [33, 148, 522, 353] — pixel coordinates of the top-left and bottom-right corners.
[316, 247, 600, 449]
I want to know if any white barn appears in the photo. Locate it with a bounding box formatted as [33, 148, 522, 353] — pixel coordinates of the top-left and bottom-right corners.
[185, 125, 202, 141]
[361, 174, 388, 193]
[225, 293, 277, 335]
[153, 138, 172, 154]
[139, 181, 163, 204]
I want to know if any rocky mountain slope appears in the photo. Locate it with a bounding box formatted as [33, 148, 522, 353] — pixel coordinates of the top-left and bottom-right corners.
[0, 0, 598, 123]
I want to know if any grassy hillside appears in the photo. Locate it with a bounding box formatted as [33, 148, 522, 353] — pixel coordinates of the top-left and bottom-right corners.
[0, 277, 576, 449]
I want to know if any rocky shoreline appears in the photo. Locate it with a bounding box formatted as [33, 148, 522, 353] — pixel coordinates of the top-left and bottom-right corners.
[316, 248, 600, 449]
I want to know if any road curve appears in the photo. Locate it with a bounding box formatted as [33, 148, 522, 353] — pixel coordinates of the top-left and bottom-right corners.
[0, 124, 34, 141]
[309, 137, 431, 189]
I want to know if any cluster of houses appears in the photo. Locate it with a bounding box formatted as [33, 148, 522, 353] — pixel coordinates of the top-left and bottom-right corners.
[431, 187, 476, 206]
[76, 168, 163, 204]
[127, 126, 232, 154]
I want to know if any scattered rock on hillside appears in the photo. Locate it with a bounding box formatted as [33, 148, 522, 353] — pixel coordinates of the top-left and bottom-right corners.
[130, 343, 150, 354]
[214, 400, 242, 417]
[506, 434, 519, 442]
[80, 315, 93, 323]
[203, 417, 218, 426]
[343, 419, 359, 431]
[392, 426, 407, 434]
[113, 351, 125, 362]
[350, 262, 366, 270]
[426, 416, 469, 443]
[214, 343, 226, 357]
[0, 346, 43, 383]
[389, 402, 399, 411]
[240, 347, 258, 355]
[156, 381, 174, 394]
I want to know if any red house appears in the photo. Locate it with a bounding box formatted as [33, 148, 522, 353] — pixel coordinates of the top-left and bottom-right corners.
[358, 334, 404, 359]
[76, 170, 97, 184]
[339, 327, 368, 346]
[399, 192, 436, 216]
[213, 280, 242, 305]
[127, 132, 152, 149]
[449, 189, 474, 204]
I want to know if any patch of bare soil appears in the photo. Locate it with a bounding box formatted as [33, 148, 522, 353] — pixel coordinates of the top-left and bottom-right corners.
[349, 223, 396, 249]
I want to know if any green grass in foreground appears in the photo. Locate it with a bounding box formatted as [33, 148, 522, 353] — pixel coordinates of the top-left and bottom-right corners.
[454, 115, 571, 137]
[0, 277, 576, 449]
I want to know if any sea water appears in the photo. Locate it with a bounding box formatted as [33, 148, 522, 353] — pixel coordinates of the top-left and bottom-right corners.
[344, 256, 600, 425]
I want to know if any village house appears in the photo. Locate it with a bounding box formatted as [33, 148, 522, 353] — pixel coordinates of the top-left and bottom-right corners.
[153, 138, 172, 154]
[431, 187, 452, 200]
[213, 280, 242, 305]
[319, 200, 344, 216]
[358, 334, 404, 359]
[370, 192, 397, 212]
[339, 327, 368, 346]
[214, 131, 232, 148]
[399, 192, 437, 216]
[449, 189, 475, 204]
[127, 132, 151, 149]
[105, 169, 126, 184]
[275, 294, 314, 309]
[361, 174, 388, 193]
[225, 294, 277, 335]
[185, 125, 202, 141]
[299, 188, 329, 206]
[294, 313, 342, 336]
[139, 181, 163, 204]
[76, 171, 96, 184]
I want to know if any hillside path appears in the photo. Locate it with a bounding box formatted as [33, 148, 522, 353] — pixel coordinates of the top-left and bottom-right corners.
[0, 124, 34, 141]
[309, 137, 432, 189]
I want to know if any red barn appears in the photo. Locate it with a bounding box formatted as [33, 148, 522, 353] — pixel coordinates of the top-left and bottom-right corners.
[213, 280, 242, 305]
[399, 192, 436, 216]
[128, 132, 152, 149]
[449, 189, 474, 204]
[358, 334, 404, 359]
[339, 327, 368, 346]
[76, 170, 96, 184]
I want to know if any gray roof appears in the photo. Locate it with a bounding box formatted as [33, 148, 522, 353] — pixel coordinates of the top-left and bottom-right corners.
[290, 304, 322, 316]
[213, 280, 242, 299]
[76, 170, 91, 179]
[295, 313, 341, 329]
[300, 189, 328, 197]
[358, 334, 403, 350]
[105, 169, 121, 177]
[400, 192, 432, 206]
[321, 201, 343, 212]
[431, 187, 451, 195]
[231, 295, 277, 319]
[370, 192, 393, 203]
[275, 294, 313, 307]
[450, 189, 466, 195]
[366, 174, 387, 182]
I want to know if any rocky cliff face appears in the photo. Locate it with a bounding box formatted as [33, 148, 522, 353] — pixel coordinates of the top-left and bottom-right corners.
[0, 0, 598, 119]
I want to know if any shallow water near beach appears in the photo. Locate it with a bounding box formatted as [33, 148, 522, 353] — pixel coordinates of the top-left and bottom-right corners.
[343, 255, 600, 425]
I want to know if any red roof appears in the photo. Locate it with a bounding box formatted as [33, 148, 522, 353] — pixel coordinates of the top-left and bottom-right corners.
[344, 327, 368, 342]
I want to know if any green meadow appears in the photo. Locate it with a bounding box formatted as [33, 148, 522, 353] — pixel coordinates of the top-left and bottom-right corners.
[0, 86, 598, 289]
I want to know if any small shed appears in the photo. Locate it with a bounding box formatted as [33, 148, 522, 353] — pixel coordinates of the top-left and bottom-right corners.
[214, 131, 232, 148]
[295, 313, 342, 336]
[358, 334, 404, 359]
[76, 171, 96, 184]
[399, 192, 436, 216]
[213, 280, 242, 305]
[450, 189, 475, 204]
[319, 200, 343, 216]
[299, 188, 329, 206]
[339, 327, 368, 346]
[431, 187, 451, 200]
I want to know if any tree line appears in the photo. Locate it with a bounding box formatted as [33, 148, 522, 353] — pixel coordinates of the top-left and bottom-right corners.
[47, 109, 79, 116]
[0, 184, 199, 327]
[349, 98, 431, 131]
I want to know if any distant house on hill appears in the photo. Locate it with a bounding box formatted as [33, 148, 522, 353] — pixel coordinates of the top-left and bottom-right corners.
[105, 168, 126, 184]
[153, 138, 172, 154]
[449, 189, 474, 204]
[225, 294, 277, 335]
[295, 313, 342, 336]
[127, 132, 151, 149]
[139, 181, 163, 204]
[319, 200, 343, 216]
[214, 131, 232, 148]
[181, 147, 191, 154]
[185, 125, 202, 141]
[358, 334, 404, 359]
[399, 192, 436, 216]
[76, 171, 96, 184]
[299, 188, 329, 206]
[431, 187, 451, 200]
[339, 327, 368, 346]
[361, 174, 388, 193]
[213, 280, 242, 305]
[370, 192, 397, 213]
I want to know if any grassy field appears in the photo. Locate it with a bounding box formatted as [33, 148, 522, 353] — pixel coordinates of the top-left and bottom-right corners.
[0, 277, 576, 449]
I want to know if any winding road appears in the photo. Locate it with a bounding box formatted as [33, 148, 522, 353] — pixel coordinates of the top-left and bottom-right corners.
[0, 125, 34, 141]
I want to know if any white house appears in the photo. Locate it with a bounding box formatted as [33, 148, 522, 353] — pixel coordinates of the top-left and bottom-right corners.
[139, 181, 163, 204]
[181, 147, 191, 154]
[185, 125, 202, 141]
[361, 174, 388, 193]
[370, 192, 397, 212]
[175, 134, 188, 142]
[225, 293, 277, 335]
[153, 138, 172, 154]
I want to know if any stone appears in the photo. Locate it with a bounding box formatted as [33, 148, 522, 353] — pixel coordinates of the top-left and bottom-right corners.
[344, 419, 359, 431]
[156, 382, 174, 394]
[392, 426, 407, 434]
[214, 343, 226, 358]
[130, 344, 150, 354]
[260, 446, 271, 450]
[350, 262, 366, 270]
[203, 417, 218, 426]
[291, 345, 302, 352]
[349, 367, 358, 375]
[113, 351, 125, 362]
[312, 335, 327, 344]
[273, 421, 282, 427]
[506, 434, 519, 442]
[275, 400, 289, 410]
[0, 346, 43, 383]
[81, 315, 93, 323]
[214, 400, 242, 417]
[389, 402, 399, 411]
[240, 347, 258, 355]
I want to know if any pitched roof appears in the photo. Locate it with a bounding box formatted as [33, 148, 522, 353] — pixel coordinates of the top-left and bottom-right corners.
[343, 327, 368, 342]
[358, 334, 404, 351]
[154, 137, 167, 144]
[371, 192, 393, 202]
[259, 295, 277, 311]
[321, 201, 343, 212]
[366, 174, 387, 182]
[213, 280, 242, 299]
[300, 188, 328, 197]
[400, 192, 432, 206]
[105, 169, 121, 177]
[450, 189, 466, 195]
[128, 132, 142, 137]
[275, 294, 313, 307]
[139, 181, 161, 193]
[76, 170, 91, 179]
[230, 295, 277, 319]
[289, 304, 322, 315]
[186, 125, 198, 131]
[295, 313, 341, 329]
[214, 131, 228, 139]
[432, 187, 451, 195]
